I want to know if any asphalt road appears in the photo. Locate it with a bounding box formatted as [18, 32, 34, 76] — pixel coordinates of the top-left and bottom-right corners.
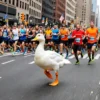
[0, 52, 100, 100]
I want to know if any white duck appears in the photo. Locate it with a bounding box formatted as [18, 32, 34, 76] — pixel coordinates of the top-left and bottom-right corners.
[32, 34, 69, 86]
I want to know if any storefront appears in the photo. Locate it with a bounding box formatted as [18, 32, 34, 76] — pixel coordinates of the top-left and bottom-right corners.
[0, 4, 17, 26]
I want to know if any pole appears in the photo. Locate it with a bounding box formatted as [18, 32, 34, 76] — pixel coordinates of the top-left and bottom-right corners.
[6, 0, 8, 26]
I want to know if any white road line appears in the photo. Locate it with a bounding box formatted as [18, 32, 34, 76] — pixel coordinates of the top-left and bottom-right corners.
[2, 60, 15, 65]
[0, 53, 11, 58]
[78, 55, 81, 58]
[68, 55, 75, 59]
[24, 54, 34, 58]
[14, 53, 23, 56]
[63, 59, 71, 64]
[95, 54, 100, 60]
[83, 54, 88, 59]
[29, 61, 35, 64]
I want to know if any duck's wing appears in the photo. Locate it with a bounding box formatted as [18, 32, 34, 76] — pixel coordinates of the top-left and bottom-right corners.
[45, 51, 64, 62]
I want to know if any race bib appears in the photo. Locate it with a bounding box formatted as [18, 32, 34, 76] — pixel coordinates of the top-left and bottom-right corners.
[90, 37, 94, 40]
[3, 32, 7, 37]
[75, 38, 80, 43]
[53, 33, 56, 35]
[14, 34, 17, 36]
[61, 35, 65, 38]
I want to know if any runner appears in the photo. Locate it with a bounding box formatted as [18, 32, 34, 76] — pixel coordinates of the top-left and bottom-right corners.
[72, 24, 85, 65]
[45, 26, 52, 50]
[11, 25, 19, 55]
[19, 24, 27, 55]
[59, 24, 69, 59]
[0, 27, 4, 54]
[51, 25, 60, 52]
[2, 25, 10, 51]
[86, 22, 99, 64]
[98, 28, 100, 48]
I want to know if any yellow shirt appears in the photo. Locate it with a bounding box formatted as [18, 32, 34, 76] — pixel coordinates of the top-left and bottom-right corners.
[45, 29, 52, 39]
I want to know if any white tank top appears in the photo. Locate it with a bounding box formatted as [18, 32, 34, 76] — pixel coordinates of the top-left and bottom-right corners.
[12, 29, 19, 40]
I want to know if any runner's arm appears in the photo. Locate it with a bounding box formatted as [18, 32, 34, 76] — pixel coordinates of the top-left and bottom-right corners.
[96, 28, 99, 41]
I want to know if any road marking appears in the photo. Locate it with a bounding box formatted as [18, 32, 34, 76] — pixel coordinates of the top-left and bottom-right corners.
[24, 54, 34, 58]
[90, 91, 93, 95]
[63, 53, 71, 58]
[68, 55, 74, 59]
[78, 55, 81, 58]
[2, 60, 15, 65]
[95, 95, 99, 100]
[29, 61, 35, 64]
[63, 59, 71, 64]
[14, 53, 23, 56]
[99, 81, 100, 85]
[83, 54, 88, 59]
[95, 54, 100, 60]
[0, 53, 11, 58]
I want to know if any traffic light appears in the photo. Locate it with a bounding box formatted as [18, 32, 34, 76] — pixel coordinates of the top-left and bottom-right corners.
[21, 13, 25, 21]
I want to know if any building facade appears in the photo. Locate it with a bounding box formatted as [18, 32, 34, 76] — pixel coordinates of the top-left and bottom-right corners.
[92, 0, 97, 12]
[0, 0, 42, 24]
[15, 0, 29, 23]
[82, 0, 92, 26]
[96, 6, 99, 27]
[65, 0, 76, 24]
[29, 0, 42, 24]
[53, 0, 65, 22]
[75, 0, 83, 24]
[42, 0, 53, 22]
[0, 0, 16, 20]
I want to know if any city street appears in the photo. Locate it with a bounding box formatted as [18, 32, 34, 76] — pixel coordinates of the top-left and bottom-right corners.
[0, 52, 100, 100]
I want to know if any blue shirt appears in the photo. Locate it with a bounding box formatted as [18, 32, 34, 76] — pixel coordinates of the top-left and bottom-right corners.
[20, 28, 26, 40]
[52, 29, 59, 40]
[20, 29, 26, 35]
[3, 29, 8, 37]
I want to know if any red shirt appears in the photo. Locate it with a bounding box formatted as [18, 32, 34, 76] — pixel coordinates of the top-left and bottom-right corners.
[72, 29, 85, 45]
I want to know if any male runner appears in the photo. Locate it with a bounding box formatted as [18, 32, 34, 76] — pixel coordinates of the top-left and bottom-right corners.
[59, 25, 69, 59]
[45, 26, 52, 50]
[0, 27, 4, 54]
[72, 24, 85, 64]
[51, 25, 59, 52]
[19, 24, 27, 55]
[11, 25, 19, 55]
[86, 22, 99, 64]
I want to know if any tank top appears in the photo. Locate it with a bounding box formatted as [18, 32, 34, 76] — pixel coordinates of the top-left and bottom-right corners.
[3, 29, 8, 37]
[12, 29, 19, 40]
[20, 28, 26, 35]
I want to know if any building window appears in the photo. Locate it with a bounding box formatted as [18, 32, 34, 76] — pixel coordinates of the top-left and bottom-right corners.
[12, 0, 14, 5]
[4, 0, 6, 2]
[16, 0, 19, 7]
[30, 0, 31, 6]
[9, 0, 11, 4]
[20, 1, 21, 8]
[25, 3, 26, 10]
[22, 2, 24, 9]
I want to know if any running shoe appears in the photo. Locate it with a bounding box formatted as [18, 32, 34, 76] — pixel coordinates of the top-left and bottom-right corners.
[88, 59, 92, 65]
[75, 61, 80, 65]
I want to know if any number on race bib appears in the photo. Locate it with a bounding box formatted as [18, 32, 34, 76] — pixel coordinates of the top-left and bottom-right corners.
[75, 38, 80, 43]
[61, 35, 65, 38]
[90, 37, 94, 40]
